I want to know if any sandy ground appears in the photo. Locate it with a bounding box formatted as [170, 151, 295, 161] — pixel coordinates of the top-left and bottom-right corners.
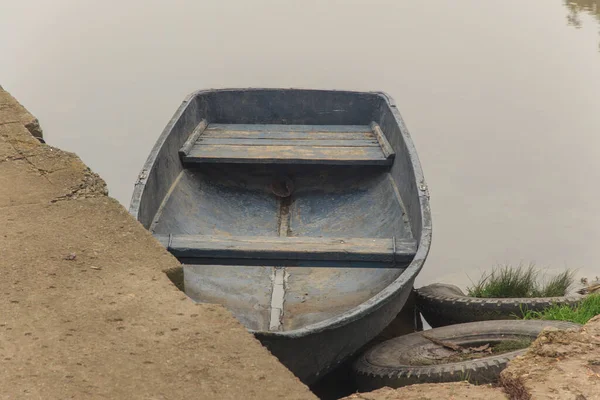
[0, 87, 315, 399]
[342, 382, 508, 400]
[499, 315, 600, 400]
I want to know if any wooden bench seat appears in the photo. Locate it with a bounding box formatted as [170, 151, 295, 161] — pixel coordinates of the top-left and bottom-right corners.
[179, 122, 395, 166]
[154, 234, 416, 268]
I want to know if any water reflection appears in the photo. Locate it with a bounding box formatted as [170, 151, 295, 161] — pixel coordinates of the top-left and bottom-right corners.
[565, 0, 600, 49]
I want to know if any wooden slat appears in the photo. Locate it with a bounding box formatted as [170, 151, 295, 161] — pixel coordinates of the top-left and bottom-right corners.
[183, 144, 390, 165]
[154, 234, 416, 267]
[178, 258, 406, 269]
[203, 123, 374, 140]
[196, 138, 380, 147]
[202, 131, 374, 140]
[178, 119, 207, 157]
[206, 124, 372, 133]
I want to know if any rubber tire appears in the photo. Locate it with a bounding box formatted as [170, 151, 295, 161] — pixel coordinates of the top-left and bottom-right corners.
[353, 319, 580, 391]
[416, 283, 585, 328]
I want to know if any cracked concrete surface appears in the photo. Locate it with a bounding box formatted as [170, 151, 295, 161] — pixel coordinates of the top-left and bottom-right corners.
[0, 87, 315, 399]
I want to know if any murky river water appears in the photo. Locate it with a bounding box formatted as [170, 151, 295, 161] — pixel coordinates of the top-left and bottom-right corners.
[2, 0, 599, 291]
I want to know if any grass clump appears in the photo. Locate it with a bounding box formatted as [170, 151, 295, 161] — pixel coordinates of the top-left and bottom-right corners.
[467, 264, 575, 298]
[521, 293, 600, 324]
[542, 269, 577, 297]
[468, 264, 537, 298]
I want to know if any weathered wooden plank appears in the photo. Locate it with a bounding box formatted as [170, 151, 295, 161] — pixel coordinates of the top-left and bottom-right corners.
[202, 131, 374, 140]
[370, 122, 395, 160]
[178, 119, 207, 156]
[184, 144, 390, 165]
[196, 138, 380, 147]
[154, 234, 416, 267]
[206, 124, 372, 133]
[181, 122, 395, 165]
[179, 258, 408, 269]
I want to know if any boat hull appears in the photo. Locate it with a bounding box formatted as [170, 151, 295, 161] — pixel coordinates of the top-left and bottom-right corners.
[255, 274, 416, 384]
[129, 88, 432, 385]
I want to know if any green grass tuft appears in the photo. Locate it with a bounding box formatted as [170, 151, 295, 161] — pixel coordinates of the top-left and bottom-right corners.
[468, 264, 538, 298]
[467, 264, 575, 298]
[540, 269, 576, 297]
[521, 294, 600, 324]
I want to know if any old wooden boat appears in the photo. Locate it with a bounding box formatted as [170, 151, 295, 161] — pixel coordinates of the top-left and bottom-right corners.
[129, 88, 431, 384]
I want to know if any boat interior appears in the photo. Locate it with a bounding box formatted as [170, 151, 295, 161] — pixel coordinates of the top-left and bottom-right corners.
[136, 90, 423, 333]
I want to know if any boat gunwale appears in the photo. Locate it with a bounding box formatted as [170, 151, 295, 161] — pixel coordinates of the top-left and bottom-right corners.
[128, 88, 432, 339]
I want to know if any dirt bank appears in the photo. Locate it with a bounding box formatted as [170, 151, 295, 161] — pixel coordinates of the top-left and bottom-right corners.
[0, 87, 315, 399]
[342, 382, 507, 399]
[500, 315, 600, 399]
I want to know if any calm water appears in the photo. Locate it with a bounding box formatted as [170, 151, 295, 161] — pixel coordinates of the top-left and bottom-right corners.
[2, 0, 599, 291]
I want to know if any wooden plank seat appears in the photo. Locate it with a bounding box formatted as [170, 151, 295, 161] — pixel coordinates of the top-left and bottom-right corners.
[179, 121, 395, 166]
[154, 234, 416, 268]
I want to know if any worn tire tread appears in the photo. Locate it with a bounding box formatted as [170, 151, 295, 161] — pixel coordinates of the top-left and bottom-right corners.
[415, 283, 585, 327]
[353, 320, 580, 390]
